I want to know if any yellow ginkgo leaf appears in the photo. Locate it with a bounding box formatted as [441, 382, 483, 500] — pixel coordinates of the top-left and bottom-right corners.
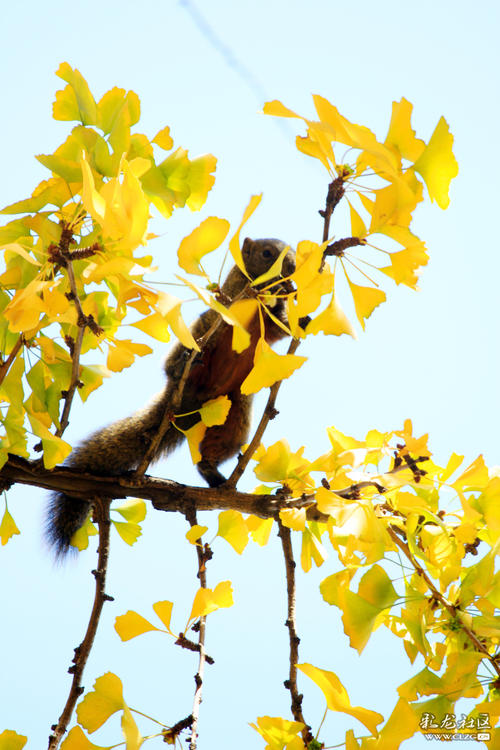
[348, 202, 367, 238]
[246, 515, 274, 546]
[131, 312, 171, 343]
[114, 499, 146, 523]
[152, 600, 175, 633]
[0, 506, 20, 546]
[384, 98, 426, 163]
[199, 396, 231, 427]
[346, 279, 386, 330]
[414, 116, 458, 209]
[60, 725, 107, 749]
[279, 507, 307, 531]
[76, 672, 124, 733]
[217, 510, 249, 554]
[189, 581, 234, 622]
[306, 294, 356, 338]
[241, 339, 307, 395]
[297, 663, 383, 735]
[70, 515, 97, 552]
[115, 611, 160, 641]
[228, 194, 262, 274]
[0, 731, 28, 750]
[27, 414, 72, 469]
[121, 703, 142, 750]
[183, 421, 206, 464]
[249, 716, 305, 748]
[112, 520, 142, 546]
[152, 126, 174, 151]
[177, 217, 230, 276]
[186, 525, 208, 544]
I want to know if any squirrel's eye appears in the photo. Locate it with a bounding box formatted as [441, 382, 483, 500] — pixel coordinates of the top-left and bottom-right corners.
[262, 249, 272, 258]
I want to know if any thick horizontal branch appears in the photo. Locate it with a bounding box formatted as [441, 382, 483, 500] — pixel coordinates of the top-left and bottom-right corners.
[0, 455, 327, 521]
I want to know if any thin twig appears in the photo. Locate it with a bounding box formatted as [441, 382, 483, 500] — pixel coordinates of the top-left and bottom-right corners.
[184, 505, 210, 750]
[0, 334, 24, 387]
[47, 498, 113, 750]
[277, 517, 313, 745]
[386, 526, 500, 677]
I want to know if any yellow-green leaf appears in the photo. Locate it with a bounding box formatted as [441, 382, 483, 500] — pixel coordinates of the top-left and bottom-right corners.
[385, 98, 425, 163]
[112, 520, 142, 546]
[76, 672, 124, 733]
[217, 510, 249, 554]
[246, 515, 274, 546]
[347, 279, 386, 330]
[121, 703, 142, 750]
[306, 294, 356, 338]
[229, 195, 262, 274]
[199, 396, 231, 427]
[177, 217, 230, 276]
[298, 663, 383, 735]
[152, 126, 174, 151]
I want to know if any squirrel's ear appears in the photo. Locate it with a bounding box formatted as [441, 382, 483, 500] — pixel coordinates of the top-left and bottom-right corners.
[242, 237, 253, 253]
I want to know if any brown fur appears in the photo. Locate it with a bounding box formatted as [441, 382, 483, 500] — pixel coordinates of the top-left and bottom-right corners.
[46, 238, 295, 555]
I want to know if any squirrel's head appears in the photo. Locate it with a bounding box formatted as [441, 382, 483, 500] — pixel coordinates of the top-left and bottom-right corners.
[242, 237, 295, 283]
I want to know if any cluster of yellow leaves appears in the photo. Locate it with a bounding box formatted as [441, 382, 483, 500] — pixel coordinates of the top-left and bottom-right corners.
[245, 420, 500, 746]
[265, 95, 458, 320]
[0, 62, 216, 473]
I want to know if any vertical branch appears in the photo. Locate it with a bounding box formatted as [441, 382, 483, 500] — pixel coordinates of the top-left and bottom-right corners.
[47, 498, 112, 750]
[0, 334, 24, 387]
[184, 505, 210, 750]
[277, 517, 313, 746]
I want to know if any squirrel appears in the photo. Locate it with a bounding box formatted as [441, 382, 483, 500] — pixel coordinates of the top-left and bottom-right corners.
[46, 238, 296, 556]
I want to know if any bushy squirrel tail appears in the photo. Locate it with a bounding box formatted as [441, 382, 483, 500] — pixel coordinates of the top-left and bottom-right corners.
[46, 493, 91, 558]
[46, 391, 180, 557]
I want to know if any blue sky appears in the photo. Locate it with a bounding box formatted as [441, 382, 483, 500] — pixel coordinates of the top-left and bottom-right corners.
[1, 1, 499, 748]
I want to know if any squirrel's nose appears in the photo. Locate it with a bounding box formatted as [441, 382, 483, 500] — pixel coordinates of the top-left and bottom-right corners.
[282, 251, 296, 277]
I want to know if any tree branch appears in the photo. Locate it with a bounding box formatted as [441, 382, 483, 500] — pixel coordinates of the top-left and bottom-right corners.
[0, 334, 24, 387]
[277, 517, 313, 745]
[47, 498, 112, 749]
[184, 505, 211, 750]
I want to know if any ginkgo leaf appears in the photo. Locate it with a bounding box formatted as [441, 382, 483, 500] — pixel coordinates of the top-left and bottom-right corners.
[177, 217, 230, 275]
[241, 339, 307, 395]
[246, 515, 274, 546]
[115, 611, 160, 641]
[297, 663, 383, 735]
[301, 527, 328, 572]
[183, 421, 206, 464]
[0, 731, 28, 750]
[414, 117, 458, 209]
[279, 508, 307, 531]
[152, 600, 175, 632]
[188, 581, 234, 621]
[372, 698, 420, 749]
[217, 510, 249, 554]
[121, 703, 142, 750]
[27, 414, 72, 469]
[385, 98, 426, 163]
[54, 63, 98, 125]
[199, 396, 231, 427]
[249, 715, 305, 748]
[131, 312, 171, 343]
[70, 515, 97, 552]
[306, 294, 356, 338]
[152, 126, 174, 151]
[60, 725, 109, 749]
[76, 672, 124, 733]
[348, 202, 367, 238]
[346, 279, 386, 330]
[114, 498, 146, 523]
[112, 520, 142, 546]
[0, 506, 20, 545]
[228, 195, 262, 273]
[186, 525, 208, 544]
[107, 339, 152, 372]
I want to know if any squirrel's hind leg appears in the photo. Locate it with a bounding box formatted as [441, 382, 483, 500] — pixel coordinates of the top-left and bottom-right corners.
[196, 392, 252, 487]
